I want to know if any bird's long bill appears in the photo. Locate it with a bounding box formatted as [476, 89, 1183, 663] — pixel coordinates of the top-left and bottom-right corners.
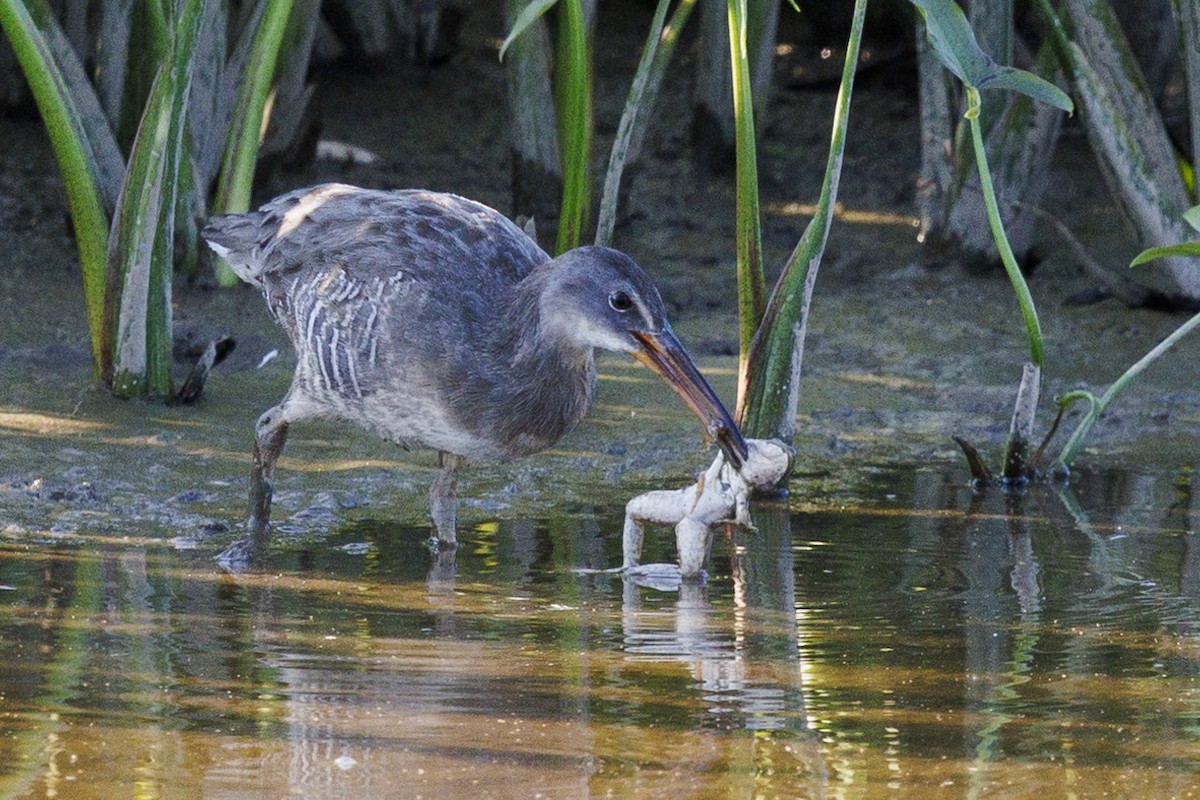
[630, 330, 749, 470]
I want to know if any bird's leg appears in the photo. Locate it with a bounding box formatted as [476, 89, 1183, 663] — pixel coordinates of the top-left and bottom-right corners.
[428, 452, 465, 550]
[218, 406, 289, 567]
[248, 409, 290, 535]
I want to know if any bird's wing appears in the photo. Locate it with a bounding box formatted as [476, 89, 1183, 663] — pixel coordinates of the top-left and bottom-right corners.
[208, 184, 545, 285]
[206, 185, 552, 406]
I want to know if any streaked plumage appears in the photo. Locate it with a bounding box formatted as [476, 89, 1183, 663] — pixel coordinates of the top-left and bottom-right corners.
[204, 183, 746, 562]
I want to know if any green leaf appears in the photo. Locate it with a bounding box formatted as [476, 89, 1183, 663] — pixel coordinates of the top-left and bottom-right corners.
[552, 0, 591, 255]
[728, 0, 765, 400]
[108, 0, 207, 396]
[964, 85, 1045, 367]
[1130, 242, 1200, 267]
[596, 0, 696, 247]
[212, 0, 298, 287]
[979, 65, 1073, 112]
[1184, 204, 1200, 233]
[26, 0, 125, 208]
[910, 0, 993, 87]
[912, 0, 1073, 112]
[0, 0, 122, 376]
[738, 0, 866, 440]
[499, 0, 558, 61]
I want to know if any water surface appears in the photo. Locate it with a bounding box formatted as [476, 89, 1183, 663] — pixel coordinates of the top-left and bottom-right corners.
[2, 463, 1198, 799]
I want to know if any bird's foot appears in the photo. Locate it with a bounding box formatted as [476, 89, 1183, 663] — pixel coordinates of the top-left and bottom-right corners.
[216, 520, 272, 571]
[215, 537, 262, 571]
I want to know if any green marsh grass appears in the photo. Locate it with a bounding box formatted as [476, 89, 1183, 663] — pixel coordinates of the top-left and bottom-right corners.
[211, 0, 297, 286]
[736, 0, 865, 443]
[0, 0, 309, 397]
[502, 0, 593, 255]
[552, 0, 592, 255]
[726, 0, 767, 399]
[0, 0, 120, 377]
[105, 0, 205, 397]
[595, 0, 696, 248]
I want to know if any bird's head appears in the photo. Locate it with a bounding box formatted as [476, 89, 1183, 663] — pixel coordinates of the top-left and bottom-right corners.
[540, 246, 749, 469]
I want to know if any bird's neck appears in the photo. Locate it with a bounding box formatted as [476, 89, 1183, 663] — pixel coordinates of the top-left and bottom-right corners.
[486, 272, 597, 456]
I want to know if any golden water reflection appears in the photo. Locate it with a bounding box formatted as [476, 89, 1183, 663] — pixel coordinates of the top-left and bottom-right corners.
[0, 467, 1198, 798]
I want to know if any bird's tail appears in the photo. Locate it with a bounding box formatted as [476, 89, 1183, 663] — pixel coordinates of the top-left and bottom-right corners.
[202, 212, 268, 286]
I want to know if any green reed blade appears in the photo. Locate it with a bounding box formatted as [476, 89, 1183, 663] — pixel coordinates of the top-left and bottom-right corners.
[595, 0, 696, 247]
[108, 0, 207, 397]
[553, 0, 592, 255]
[499, 0, 558, 61]
[727, 0, 765, 403]
[115, 0, 169, 153]
[212, 0, 297, 286]
[1130, 242, 1200, 266]
[737, 0, 866, 440]
[0, 0, 124, 377]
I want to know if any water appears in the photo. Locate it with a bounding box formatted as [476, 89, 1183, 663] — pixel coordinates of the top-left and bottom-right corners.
[1, 463, 1198, 799]
[3, 149, 1199, 796]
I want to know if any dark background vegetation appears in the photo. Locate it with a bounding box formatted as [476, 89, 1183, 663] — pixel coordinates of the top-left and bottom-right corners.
[0, 0, 1196, 470]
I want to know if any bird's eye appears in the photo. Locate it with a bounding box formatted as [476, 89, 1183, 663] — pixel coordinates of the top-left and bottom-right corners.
[609, 290, 634, 312]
